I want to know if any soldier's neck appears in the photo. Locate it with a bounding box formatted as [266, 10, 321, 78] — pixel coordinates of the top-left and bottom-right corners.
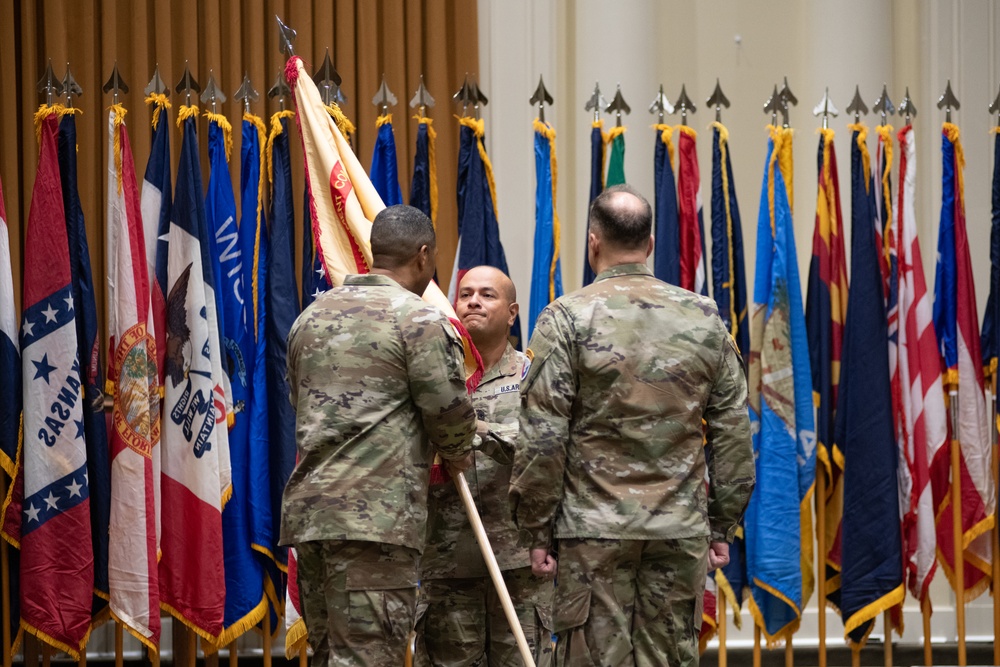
[474, 335, 508, 373]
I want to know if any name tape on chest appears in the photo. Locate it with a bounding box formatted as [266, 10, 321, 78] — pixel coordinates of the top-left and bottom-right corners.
[494, 381, 520, 395]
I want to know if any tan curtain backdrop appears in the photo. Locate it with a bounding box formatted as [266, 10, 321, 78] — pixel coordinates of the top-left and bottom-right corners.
[0, 0, 478, 329]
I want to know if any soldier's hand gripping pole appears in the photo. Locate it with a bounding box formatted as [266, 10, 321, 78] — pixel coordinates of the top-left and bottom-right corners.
[455, 472, 537, 667]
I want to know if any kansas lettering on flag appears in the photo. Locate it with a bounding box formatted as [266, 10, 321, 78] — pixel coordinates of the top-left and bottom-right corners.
[932, 122, 995, 601]
[652, 124, 680, 286]
[371, 113, 403, 205]
[805, 127, 848, 607]
[528, 119, 563, 337]
[18, 107, 95, 658]
[677, 126, 708, 296]
[836, 124, 903, 646]
[746, 127, 816, 644]
[582, 120, 607, 287]
[264, 111, 299, 586]
[104, 105, 161, 650]
[58, 110, 111, 611]
[895, 124, 946, 604]
[159, 105, 230, 641]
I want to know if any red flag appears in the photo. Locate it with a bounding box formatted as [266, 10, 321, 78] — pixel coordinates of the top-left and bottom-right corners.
[677, 126, 707, 295]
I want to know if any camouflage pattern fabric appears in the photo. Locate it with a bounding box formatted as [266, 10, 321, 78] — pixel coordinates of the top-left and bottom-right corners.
[296, 539, 419, 667]
[422, 343, 531, 579]
[510, 262, 754, 549]
[552, 537, 709, 667]
[414, 566, 553, 667]
[281, 273, 476, 550]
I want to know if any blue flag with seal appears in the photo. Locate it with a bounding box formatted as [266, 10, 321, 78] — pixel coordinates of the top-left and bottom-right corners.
[370, 114, 403, 206]
[746, 128, 816, 644]
[265, 111, 299, 589]
[653, 124, 680, 286]
[204, 111, 267, 644]
[57, 110, 111, 613]
[528, 119, 563, 336]
[835, 124, 903, 647]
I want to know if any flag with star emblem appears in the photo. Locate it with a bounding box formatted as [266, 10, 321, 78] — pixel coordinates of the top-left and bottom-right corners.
[159, 105, 231, 641]
[104, 105, 161, 650]
[18, 108, 95, 658]
[58, 111, 111, 613]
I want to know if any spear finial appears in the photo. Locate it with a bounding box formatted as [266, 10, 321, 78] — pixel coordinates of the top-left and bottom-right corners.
[989, 84, 1000, 126]
[175, 61, 201, 107]
[62, 62, 83, 107]
[313, 49, 344, 106]
[648, 85, 674, 124]
[671, 84, 695, 127]
[606, 83, 630, 128]
[144, 65, 169, 97]
[937, 80, 960, 123]
[234, 72, 259, 115]
[529, 75, 554, 123]
[276, 15, 297, 57]
[200, 69, 226, 114]
[372, 74, 397, 117]
[763, 84, 780, 126]
[898, 86, 918, 124]
[468, 75, 488, 120]
[873, 83, 895, 125]
[267, 68, 291, 111]
[846, 85, 868, 123]
[453, 75, 472, 117]
[37, 59, 62, 106]
[812, 87, 839, 130]
[706, 79, 730, 123]
[778, 76, 797, 128]
[102, 61, 129, 106]
[409, 75, 435, 117]
[585, 82, 608, 124]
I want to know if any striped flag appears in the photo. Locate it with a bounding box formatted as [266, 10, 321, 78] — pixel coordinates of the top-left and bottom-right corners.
[264, 111, 299, 595]
[582, 120, 606, 286]
[746, 127, 816, 644]
[284, 548, 306, 658]
[446, 116, 523, 349]
[652, 124, 680, 286]
[58, 111, 111, 612]
[895, 124, 946, 603]
[17, 107, 94, 658]
[709, 121, 749, 629]
[805, 127, 848, 608]
[159, 105, 231, 641]
[836, 124, 903, 646]
[677, 126, 707, 296]
[104, 105, 161, 650]
[371, 114, 403, 205]
[528, 119, 563, 336]
[932, 122, 995, 600]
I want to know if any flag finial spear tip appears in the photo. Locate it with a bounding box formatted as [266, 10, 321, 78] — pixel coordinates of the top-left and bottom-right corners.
[898, 86, 918, 122]
[706, 79, 729, 122]
[276, 15, 297, 57]
[937, 80, 960, 119]
[409, 76, 435, 111]
[144, 65, 168, 97]
[873, 83, 895, 121]
[372, 75, 397, 112]
[648, 84, 674, 119]
[846, 85, 868, 121]
[988, 84, 1000, 119]
[102, 62, 129, 102]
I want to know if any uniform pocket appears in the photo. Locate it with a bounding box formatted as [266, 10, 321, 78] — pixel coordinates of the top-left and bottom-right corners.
[551, 587, 591, 634]
[346, 563, 417, 641]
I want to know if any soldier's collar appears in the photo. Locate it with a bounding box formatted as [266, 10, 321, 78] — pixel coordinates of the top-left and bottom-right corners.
[481, 343, 520, 384]
[343, 273, 400, 288]
[594, 262, 653, 282]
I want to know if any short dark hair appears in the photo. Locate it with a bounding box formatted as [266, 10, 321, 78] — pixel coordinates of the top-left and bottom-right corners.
[370, 205, 436, 268]
[588, 184, 652, 249]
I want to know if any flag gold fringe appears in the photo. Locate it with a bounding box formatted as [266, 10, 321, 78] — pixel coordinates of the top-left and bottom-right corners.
[284, 617, 308, 660]
[266, 110, 296, 188]
[325, 103, 355, 139]
[699, 611, 717, 654]
[204, 112, 234, 162]
[109, 104, 128, 195]
[145, 94, 171, 130]
[375, 113, 392, 128]
[33, 104, 60, 145]
[19, 618, 93, 662]
[534, 119, 561, 301]
[843, 584, 905, 647]
[208, 594, 269, 651]
[109, 610, 158, 656]
[176, 105, 200, 127]
[413, 116, 439, 225]
[0, 413, 22, 546]
[606, 125, 626, 142]
[747, 584, 801, 648]
[712, 121, 739, 343]
[652, 124, 675, 167]
[159, 600, 223, 646]
[715, 569, 743, 630]
[876, 124, 894, 264]
[245, 112, 268, 337]
[847, 123, 871, 194]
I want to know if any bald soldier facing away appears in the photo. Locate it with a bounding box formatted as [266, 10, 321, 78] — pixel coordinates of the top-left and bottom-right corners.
[281, 205, 476, 667]
[510, 185, 755, 667]
[417, 266, 553, 666]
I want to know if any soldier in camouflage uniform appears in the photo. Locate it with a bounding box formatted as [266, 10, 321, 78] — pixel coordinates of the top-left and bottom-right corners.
[416, 265, 552, 667]
[281, 205, 477, 667]
[510, 185, 755, 667]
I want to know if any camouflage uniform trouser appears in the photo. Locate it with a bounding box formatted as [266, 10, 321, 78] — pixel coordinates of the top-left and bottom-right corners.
[552, 537, 709, 667]
[295, 540, 420, 667]
[414, 566, 553, 666]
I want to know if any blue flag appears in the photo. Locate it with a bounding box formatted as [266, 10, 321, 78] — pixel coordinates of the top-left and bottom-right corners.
[370, 115, 403, 205]
[448, 118, 523, 348]
[205, 114, 267, 642]
[982, 130, 1000, 381]
[57, 112, 111, 613]
[410, 118, 437, 222]
[582, 122, 605, 286]
[745, 132, 816, 643]
[653, 125, 680, 286]
[301, 185, 331, 309]
[835, 126, 903, 646]
[265, 113, 299, 589]
[528, 121, 564, 336]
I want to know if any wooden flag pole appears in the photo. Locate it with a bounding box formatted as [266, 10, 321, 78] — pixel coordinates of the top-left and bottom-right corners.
[261, 611, 271, 667]
[404, 631, 417, 667]
[883, 611, 892, 667]
[298, 644, 307, 667]
[949, 390, 966, 667]
[816, 468, 827, 667]
[921, 595, 932, 666]
[227, 640, 237, 667]
[41, 642, 50, 667]
[0, 473, 10, 667]
[455, 471, 535, 667]
[752, 625, 761, 667]
[784, 635, 793, 667]
[717, 586, 727, 667]
[114, 622, 123, 667]
[851, 645, 860, 667]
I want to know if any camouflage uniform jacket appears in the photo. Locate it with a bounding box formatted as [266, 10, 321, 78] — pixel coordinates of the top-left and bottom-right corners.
[280, 273, 476, 551]
[509, 263, 754, 549]
[421, 343, 531, 579]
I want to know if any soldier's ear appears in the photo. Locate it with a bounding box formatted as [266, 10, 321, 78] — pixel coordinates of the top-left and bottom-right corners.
[508, 301, 519, 326]
[646, 235, 654, 258]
